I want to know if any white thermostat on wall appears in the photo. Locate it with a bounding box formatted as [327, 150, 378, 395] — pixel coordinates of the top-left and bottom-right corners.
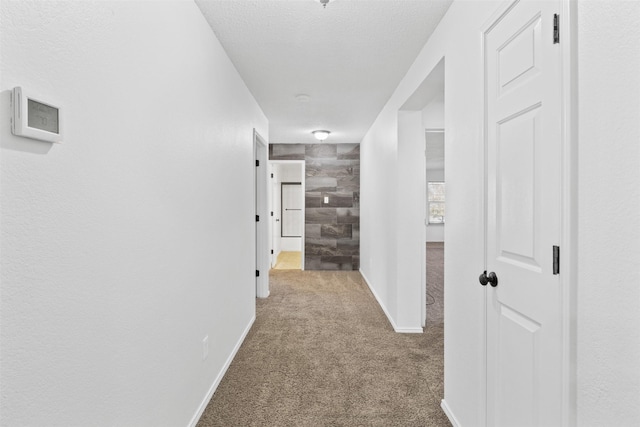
[11, 87, 62, 143]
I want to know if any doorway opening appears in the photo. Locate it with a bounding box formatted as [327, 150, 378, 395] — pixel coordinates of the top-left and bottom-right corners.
[425, 129, 445, 325]
[398, 57, 445, 328]
[269, 160, 305, 271]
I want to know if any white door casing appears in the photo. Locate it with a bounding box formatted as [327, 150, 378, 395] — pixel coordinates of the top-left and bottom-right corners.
[254, 130, 269, 298]
[484, 1, 564, 426]
[271, 165, 279, 268]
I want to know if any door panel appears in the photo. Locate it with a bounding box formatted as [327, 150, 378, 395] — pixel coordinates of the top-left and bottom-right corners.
[497, 104, 541, 270]
[485, 1, 563, 426]
[497, 303, 541, 426]
[498, 14, 542, 95]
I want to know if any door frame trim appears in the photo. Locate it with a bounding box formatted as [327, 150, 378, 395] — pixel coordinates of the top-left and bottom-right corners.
[254, 129, 269, 298]
[480, 1, 577, 425]
[560, 2, 578, 425]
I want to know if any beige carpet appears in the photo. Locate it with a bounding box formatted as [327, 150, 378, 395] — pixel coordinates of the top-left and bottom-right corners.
[273, 251, 302, 270]
[197, 270, 449, 427]
[426, 242, 444, 324]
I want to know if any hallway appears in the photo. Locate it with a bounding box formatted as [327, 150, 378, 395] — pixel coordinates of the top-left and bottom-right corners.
[197, 271, 447, 426]
[2, 2, 638, 426]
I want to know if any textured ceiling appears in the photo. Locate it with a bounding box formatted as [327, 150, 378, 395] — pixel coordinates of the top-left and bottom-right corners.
[195, 0, 452, 144]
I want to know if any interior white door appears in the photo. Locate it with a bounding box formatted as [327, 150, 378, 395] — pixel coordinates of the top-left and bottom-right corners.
[485, 1, 563, 426]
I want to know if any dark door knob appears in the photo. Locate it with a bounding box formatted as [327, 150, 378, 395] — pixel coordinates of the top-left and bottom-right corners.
[479, 270, 498, 287]
[479, 270, 489, 286]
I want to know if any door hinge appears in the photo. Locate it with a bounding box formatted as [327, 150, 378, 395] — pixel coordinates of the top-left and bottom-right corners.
[271, 249, 274, 255]
[271, 173, 274, 178]
[256, 215, 260, 222]
[553, 245, 560, 275]
[270, 211, 274, 216]
[256, 270, 260, 277]
[256, 160, 260, 167]
[553, 14, 560, 44]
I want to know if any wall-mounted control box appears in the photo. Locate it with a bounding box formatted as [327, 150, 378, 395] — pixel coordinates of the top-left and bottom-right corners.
[11, 87, 62, 143]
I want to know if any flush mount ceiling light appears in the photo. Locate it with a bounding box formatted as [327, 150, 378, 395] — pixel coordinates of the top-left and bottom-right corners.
[315, 0, 335, 9]
[312, 130, 331, 141]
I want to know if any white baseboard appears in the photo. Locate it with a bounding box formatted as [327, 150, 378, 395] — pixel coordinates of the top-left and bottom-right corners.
[395, 326, 424, 333]
[188, 315, 256, 427]
[360, 269, 396, 329]
[441, 399, 461, 427]
[359, 269, 423, 334]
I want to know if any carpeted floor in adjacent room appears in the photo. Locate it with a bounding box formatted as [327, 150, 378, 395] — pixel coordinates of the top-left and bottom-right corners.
[426, 242, 444, 325]
[196, 269, 448, 427]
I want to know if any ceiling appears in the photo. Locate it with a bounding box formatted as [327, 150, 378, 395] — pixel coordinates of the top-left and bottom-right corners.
[195, 0, 452, 144]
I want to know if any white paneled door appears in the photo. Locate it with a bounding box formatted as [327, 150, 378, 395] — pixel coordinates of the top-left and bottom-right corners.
[485, 1, 563, 426]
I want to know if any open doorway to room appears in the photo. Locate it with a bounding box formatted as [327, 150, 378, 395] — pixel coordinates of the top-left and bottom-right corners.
[269, 161, 305, 270]
[395, 56, 446, 417]
[425, 129, 444, 325]
[398, 57, 445, 328]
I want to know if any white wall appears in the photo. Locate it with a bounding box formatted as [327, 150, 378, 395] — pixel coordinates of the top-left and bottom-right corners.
[278, 163, 302, 182]
[0, 2, 268, 426]
[422, 100, 444, 129]
[280, 238, 301, 252]
[577, 1, 640, 425]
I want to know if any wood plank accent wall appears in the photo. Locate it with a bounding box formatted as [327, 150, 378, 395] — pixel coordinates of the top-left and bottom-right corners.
[270, 143, 360, 270]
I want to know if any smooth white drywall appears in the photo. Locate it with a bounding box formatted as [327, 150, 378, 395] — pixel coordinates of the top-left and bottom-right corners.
[0, 1, 267, 426]
[426, 224, 444, 244]
[577, 1, 640, 425]
[280, 238, 302, 252]
[422, 101, 445, 130]
[361, 0, 500, 424]
[278, 163, 303, 182]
